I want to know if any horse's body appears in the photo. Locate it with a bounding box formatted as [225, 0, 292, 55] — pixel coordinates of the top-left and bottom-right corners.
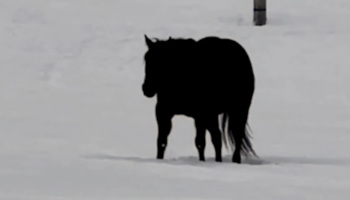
[142, 35, 256, 163]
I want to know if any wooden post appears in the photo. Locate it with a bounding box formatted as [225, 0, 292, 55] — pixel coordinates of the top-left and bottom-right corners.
[254, 0, 266, 26]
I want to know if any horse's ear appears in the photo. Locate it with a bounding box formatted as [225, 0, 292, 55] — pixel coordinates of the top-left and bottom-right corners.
[145, 34, 154, 48]
[168, 36, 172, 40]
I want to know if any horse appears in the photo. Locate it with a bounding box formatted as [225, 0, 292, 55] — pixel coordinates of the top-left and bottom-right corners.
[142, 34, 257, 163]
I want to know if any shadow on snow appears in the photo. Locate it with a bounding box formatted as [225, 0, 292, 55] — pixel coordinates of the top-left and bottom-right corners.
[83, 153, 350, 168]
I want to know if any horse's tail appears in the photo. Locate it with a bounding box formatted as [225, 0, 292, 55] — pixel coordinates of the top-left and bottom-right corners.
[220, 111, 257, 158]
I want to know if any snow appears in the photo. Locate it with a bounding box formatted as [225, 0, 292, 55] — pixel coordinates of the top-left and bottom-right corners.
[1, 0, 350, 199]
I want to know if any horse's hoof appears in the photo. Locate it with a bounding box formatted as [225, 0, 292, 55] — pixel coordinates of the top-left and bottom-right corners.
[232, 156, 241, 163]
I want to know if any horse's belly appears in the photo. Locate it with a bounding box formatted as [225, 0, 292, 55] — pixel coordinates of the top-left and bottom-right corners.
[166, 96, 224, 117]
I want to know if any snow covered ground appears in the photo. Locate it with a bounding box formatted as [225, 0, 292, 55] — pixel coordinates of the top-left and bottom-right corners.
[1, 0, 350, 199]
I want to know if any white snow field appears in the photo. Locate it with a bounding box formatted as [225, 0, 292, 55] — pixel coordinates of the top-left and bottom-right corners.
[1, 0, 350, 199]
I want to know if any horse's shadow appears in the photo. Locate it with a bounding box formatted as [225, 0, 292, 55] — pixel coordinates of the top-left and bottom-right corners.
[83, 153, 350, 168]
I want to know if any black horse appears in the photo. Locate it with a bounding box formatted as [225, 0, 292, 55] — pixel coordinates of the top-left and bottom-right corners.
[142, 35, 257, 163]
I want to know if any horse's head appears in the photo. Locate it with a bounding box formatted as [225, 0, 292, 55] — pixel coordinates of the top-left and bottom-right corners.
[142, 35, 170, 98]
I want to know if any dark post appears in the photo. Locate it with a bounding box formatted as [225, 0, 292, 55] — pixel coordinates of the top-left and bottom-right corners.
[254, 0, 266, 26]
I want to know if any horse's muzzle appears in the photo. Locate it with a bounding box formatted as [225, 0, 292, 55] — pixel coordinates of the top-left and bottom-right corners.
[142, 83, 156, 98]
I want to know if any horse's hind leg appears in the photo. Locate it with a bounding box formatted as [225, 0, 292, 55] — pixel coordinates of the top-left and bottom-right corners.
[231, 102, 251, 164]
[194, 117, 206, 161]
[206, 115, 222, 162]
[156, 104, 174, 159]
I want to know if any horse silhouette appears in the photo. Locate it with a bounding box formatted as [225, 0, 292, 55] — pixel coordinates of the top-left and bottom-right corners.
[142, 35, 257, 163]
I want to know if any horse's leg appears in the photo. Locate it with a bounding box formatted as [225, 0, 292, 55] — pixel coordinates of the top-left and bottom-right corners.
[206, 115, 222, 162]
[194, 117, 206, 161]
[231, 102, 250, 164]
[156, 103, 174, 159]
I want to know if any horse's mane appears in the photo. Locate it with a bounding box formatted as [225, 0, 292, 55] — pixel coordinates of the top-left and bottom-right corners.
[143, 37, 197, 63]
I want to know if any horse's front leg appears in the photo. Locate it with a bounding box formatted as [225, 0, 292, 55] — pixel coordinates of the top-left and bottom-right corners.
[155, 103, 174, 159]
[194, 117, 206, 161]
